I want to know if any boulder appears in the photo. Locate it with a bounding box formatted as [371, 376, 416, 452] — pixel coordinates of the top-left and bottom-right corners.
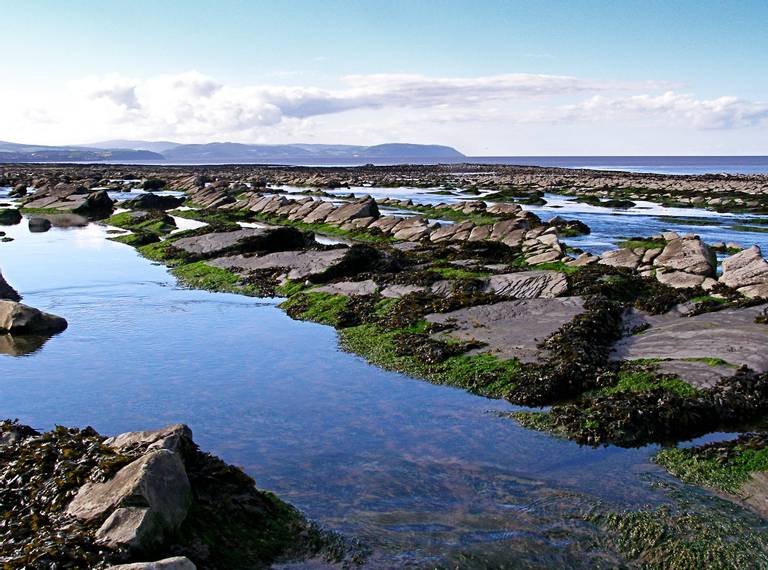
[302, 201, 336, 224]
[598, 248, 642, 270]
[484, 270, 568, 299]
[170, 227, 308, 260]
[655, 270, 706, 289]
[720, 245, 768, 298]
[106, 557, 197, 570]
[313, 279, 378, 297]
[0, 301, 67, 334]
[123, 193, 184, 211]
[28, 217, 52, 232]
[653, 237, 715, 276]
[0, 208, 22, 225]
[9, 183, 27, 197]
[324, 198, 379, 225]
[0, 270, 20, 301]
[73, 190, 115, 217]
[104, 424, 193, 454]
[67, 449, 191, 551]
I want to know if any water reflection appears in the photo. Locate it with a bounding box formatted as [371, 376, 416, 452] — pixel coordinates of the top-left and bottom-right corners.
[0, 334, 55, 356]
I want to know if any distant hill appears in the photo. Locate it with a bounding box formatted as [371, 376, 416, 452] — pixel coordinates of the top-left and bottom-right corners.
[160, 142, 465, 163]
[0, 139, 465, 164]
[0, 140, 164, 162]
[88, 139, 182, 153]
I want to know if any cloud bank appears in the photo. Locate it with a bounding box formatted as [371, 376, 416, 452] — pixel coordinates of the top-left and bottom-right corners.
[1, 70, 766, 151]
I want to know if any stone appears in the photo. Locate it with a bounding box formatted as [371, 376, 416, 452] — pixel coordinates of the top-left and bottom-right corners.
[429, 224, 458, 242]
[302, 201, 336, 223]
[426, 297, 585, 362]
[0, 208, 22, 225]
[67, 449, 191, 550]
[611, 304, 768, 376]
[0, 301, 67, 334]
[484, 270, 568, 299]
[123, 193, 184, 211]
[170, 227, 307, 260]
[653, 237, 715, 276]
[104, 424, 193, 454]
[324, 198, 379, 224]
[720, 245, 768, 297]
[0, 270, 20, 301]
[567, 253, 598, 267]
[73, 190, 115, 216]
[380, 284, 427, 298]
[368, 215, 402, 235]
[525, 249, 561, 265]
[486, 203, 522, 216]
[313, 279, 377, 296]
[210, 248, 366, 281]
[28, 217, 52, 232]
[467, 225, 492, 242]
[105, 556, 197, 570]
[655, 270, 705, 289]
[598, 248, 641, 270]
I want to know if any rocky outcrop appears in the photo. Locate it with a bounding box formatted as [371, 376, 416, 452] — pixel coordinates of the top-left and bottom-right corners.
[0, 269, 20, 301]
[122, 193, 184, 211]
[0, 208, 22, 225]
[653, 237, 716, 277]
[720, 245, 768, 299]
[22, 186, 114, 218]
[324, 196, 379, 224]
[28, 216, 52, 232]
[107, 557, 197, 570]
[426, 297, 585, 362]
[68, 447, 192, 551]
[484, 270, 568, 299]
[169, 226, 309, 260]
[0, 300, 68, 334]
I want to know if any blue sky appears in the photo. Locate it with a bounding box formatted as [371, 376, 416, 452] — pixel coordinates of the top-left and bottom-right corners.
[1, 0, 766, 154]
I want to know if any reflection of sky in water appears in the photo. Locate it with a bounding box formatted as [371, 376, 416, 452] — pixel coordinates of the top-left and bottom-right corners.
[0, 217, 678, 566]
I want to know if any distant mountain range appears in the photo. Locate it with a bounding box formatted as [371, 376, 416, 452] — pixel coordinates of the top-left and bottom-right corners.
[0, 140, 465, 164]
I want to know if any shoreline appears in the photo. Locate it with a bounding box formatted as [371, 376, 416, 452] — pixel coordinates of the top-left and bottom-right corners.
[2, 163, 768, 567]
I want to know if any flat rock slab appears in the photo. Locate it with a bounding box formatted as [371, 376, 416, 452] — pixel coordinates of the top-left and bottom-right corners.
[106, 557, 197, 570]
[210, 249, 349, 281]
[655, 360, 738, 390]
[313, 279, 377, 297]
[425, 297, 585, 362]
[484, 270, 568, 299]
[170, 227, 306, 259]
[611, 304, 768, 385]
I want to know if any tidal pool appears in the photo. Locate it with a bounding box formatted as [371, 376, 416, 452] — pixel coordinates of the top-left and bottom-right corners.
[0, 202, 739, 567]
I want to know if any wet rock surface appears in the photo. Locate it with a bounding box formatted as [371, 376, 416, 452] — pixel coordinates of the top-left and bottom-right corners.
[0, 269, 21, 301]
[170, 226, 309, 260]
[0, 300, 68, 335]
[0, 421, 348, 569]
[426, 297, 585, 361]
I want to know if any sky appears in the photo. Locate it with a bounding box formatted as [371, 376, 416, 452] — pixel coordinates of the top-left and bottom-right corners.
[0, 0, 766, 155]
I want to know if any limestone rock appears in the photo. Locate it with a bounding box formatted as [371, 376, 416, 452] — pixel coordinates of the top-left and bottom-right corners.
[720, 245, 768, 298]
[313, 279, 377, 297]
[324, 198, 379, 225]
[0, 301, 67, 334]
[123, 193, 184, 211]
[104, 424, 193, 454]
[653, 237, 715, 276]
[67, 449, 191, 550]
[106, 556, 197, 570]
[28, 217, 52, 232]
[484, 270, 568, 299]
[599, 248, 641, 270]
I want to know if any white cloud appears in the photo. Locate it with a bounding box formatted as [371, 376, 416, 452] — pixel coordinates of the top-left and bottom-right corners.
[0, 70, 765, 151]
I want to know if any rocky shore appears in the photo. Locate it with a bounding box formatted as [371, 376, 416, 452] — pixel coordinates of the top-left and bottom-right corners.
[3, 163, 768, 566]
[0, 421, 352, 569]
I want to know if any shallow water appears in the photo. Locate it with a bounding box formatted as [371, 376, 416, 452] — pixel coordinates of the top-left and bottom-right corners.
[0, 212, 679, 566]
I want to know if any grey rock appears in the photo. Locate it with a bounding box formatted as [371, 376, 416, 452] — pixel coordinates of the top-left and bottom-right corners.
[599, 248, 641, 270]
[313, 279, 377, 297]
[324, 198, 379, 224]
[210, 249, 348, 281]
[170, 227, 307, 260]
[106, 556, 197, 570]
[380, 284, 427, 298]
[28, 217, 52, 232]
[426, 297, 585, 362]
[104, 424, 193, 454]
[484, 270, 568, 299]
[720, 245, 768, 297]
[67, 449, 191, 550]
[0, 301, 67, 334]
[655, 270, 706, 289]
[653, 237, 715, 276]
[0, 270, 20, 301]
